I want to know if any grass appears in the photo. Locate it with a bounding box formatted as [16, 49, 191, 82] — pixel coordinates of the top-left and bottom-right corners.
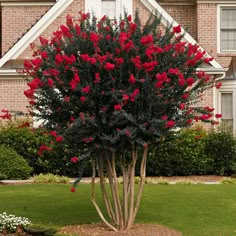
[0, 184, 235, 236]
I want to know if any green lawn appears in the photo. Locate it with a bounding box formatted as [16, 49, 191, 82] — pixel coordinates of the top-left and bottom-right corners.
[0, 184, 235, 236]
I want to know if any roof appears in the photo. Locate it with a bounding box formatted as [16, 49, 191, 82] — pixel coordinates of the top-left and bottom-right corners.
[0, 0, 73, 68]
[0, 0, 225, 72]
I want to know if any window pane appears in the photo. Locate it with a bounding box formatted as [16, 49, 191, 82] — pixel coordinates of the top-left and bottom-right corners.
[101, 0, 116, 19]
[221, 93, 233, 119]
[221, 9, 236, 29]
[221, 31, 236, 50]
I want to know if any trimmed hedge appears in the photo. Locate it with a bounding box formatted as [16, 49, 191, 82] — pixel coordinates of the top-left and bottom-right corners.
[0, 119, 85, 177]
[0, 145, 32, 179]
[146, 126, 236, 176]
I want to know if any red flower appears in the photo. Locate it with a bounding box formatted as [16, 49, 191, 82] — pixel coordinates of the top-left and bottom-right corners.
[39, 36, 48, 46]
[186, 77, 195, 86]
[80, 96, 86, 102]
[162, 116, 168, 120]
[173, 25, 181, 33]
[123, 94, 129, 101]
[179, 103, 185, 110]
[125, 129, 131, 136]
[70, 187, 76, 192]
[38, 145, 52, 156]
[71, 156, 79, 163]
[104, 62, 115, 71]
[56, 136, 63, 142]
[165, 120, 175, 128]
[49, 131, 57, 137]
[114, 104, 122, 111]
[216, 82, 222, 89]
[203, 57, 213, 64]
[129, 74, 136, 84]
[140, 35, 154, 45]
[181, 94, 189, 99]
[41, 51, 48, 59]
[90, 32, 99, 43]
[47, 79, 54, 87]
[155, 81, 163, 88]
[186, 119, 193, 125]
[24, 60, 33, 70]
[82, 86, 90, 94]
[27, 78, 41, 90]
[215, 114, 222, 118]
[24, 89, 35, 99]
[64, 96, 70, 103]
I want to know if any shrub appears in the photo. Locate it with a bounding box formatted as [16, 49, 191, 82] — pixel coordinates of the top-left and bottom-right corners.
[0, 119, 85, 177]
[204, 127, 236, 176]
[0, 145, 32, 179]
[0, 173, 7, 180]
[33, 173, 70, 184]
[146, 126, 213, 176]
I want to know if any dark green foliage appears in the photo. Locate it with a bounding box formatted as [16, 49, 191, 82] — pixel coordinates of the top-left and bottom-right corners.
[146, 126, 236, 176]
[0, 173, 7, 180]
[204, 127, 236, 175]
[0, 145, 32, 179]
[146, 127, 211, 176]
[0, 120, 84, 177]
[0, 123, 47, 174]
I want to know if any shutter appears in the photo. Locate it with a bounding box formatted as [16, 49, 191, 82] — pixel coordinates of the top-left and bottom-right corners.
[85, 0, 101, 17]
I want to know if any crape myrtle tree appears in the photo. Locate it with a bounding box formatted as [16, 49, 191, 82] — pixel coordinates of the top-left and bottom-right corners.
[23, 11, 222, 231]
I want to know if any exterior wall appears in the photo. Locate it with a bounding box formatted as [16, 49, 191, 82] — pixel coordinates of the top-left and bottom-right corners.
[160, 3, 197, 40]
[0, 0, 229, 116]
[1, 5, 51, 55]
[19, 0, 85, 59]
[0, 77, 28, 113]
[197, 3, 232, 68]
[133, 0, 152, 24]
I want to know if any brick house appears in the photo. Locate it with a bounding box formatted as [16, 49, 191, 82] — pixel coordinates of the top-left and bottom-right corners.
[0, 0, 235, 134]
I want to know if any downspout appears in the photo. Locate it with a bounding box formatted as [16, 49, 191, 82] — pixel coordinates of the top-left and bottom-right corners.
[213, 72, 226, 125]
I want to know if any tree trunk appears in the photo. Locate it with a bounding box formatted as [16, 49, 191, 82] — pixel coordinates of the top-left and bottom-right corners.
[91, 145, 148, 231]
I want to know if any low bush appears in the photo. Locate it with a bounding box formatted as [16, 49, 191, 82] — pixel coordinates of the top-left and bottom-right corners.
[0, 145, 32, 179]
[33, 173, 70, 184]
[204, 126, 236, 176]
[146, 126, 213, 176]
[0, 119, 85, 177]
[145, 125, 236, 176]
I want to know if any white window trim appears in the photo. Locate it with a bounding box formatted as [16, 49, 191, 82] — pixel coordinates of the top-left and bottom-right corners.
[215, 80, 236, 135]
[217, 4, 236, 54]
[85, 0, 133, 19]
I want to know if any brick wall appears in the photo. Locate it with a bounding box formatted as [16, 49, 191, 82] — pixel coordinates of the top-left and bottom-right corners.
[19, 0, 85, 58]
[0, 0, 227, 114]
[0, 78, 28, 113]
[197, 3, 231, 68]
[160, 4, 197, 40]
[1, 5, 51, 55]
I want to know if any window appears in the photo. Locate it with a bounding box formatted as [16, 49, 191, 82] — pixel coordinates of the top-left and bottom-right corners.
[101, 0, 116, 19]
[85, 0, 132, 19]
[221, 93, 234, 130]
[216, 81, 236, 135]
[218, 6, 236, 52]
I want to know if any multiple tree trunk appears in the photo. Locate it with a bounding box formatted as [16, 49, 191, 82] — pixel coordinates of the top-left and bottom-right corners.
[91, 145, 148, 231]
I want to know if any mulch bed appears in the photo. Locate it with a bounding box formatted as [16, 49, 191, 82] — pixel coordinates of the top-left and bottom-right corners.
[59, 223, 182, 236]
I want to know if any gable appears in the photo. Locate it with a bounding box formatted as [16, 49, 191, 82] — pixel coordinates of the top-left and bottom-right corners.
[0, 0, 225, 72]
